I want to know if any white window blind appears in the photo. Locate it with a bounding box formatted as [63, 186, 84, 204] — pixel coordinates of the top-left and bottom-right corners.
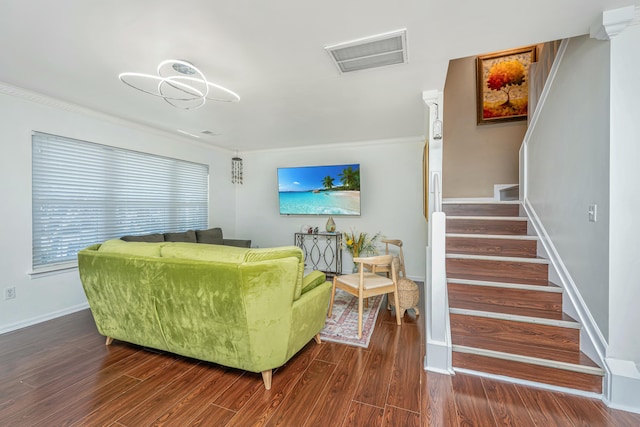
[32, 132, 209, 270]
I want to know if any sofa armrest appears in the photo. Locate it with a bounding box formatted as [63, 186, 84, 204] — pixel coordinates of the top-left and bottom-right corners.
[288, 281, 332, 355]
[223, 238, 252, 248]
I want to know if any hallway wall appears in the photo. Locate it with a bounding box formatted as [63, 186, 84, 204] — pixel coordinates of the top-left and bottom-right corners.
[443, 56, 527, 198]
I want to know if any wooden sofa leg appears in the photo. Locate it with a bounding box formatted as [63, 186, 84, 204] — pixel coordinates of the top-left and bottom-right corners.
[261, 370, 272, 390]
[105, 337, 113, 346]
[314, 333, 321, 344]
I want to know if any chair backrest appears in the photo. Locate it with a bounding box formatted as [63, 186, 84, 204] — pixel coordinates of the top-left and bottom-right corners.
[382, 239, 406, 278]
[353, 254, 398, 288]
[353, 254, 393, 266]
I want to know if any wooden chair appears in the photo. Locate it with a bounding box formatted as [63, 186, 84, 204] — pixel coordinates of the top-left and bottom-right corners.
[362, 239, 406, 278]
[328, 255, 402, 338]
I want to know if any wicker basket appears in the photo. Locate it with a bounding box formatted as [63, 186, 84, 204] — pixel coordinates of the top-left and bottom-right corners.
[389, 278, 420, 317]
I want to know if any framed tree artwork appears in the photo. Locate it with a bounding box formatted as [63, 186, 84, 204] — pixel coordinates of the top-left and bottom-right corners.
[476, 46, 537, 125]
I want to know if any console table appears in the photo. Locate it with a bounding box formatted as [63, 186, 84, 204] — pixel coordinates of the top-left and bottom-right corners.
[294, 232, 342, 277]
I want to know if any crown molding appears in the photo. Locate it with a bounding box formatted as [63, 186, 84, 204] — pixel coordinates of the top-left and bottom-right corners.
[0, 81, 232, 154]
[590, 5, 636, 40]
[632, 5, 640, 27]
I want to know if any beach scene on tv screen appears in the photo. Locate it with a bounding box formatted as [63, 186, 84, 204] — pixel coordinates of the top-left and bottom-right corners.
[278, 164, 361, 215]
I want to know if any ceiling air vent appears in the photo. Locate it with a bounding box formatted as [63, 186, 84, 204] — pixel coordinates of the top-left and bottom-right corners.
[325, 29, 407, 74]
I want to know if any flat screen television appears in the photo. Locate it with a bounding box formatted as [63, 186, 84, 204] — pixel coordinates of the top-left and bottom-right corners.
[277, 163, 361, 216]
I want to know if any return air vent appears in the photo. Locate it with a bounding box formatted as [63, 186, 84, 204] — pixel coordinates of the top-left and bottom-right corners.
[325, 29, 407, 74]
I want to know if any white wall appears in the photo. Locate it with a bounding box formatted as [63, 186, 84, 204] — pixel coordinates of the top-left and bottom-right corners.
[525, 35, 610, 339]
[443, 56, 527, 198]
[0, 88, 236, 333]
[235, 138, 428, 280]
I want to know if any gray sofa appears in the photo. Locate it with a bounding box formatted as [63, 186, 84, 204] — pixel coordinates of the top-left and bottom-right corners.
[121, 227, 251, 248]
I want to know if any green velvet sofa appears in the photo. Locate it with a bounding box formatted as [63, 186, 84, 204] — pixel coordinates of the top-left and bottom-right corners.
[77, 239, 331, 389]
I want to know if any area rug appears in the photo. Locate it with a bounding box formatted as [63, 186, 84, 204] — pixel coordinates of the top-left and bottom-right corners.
[320, 288, 383, 348]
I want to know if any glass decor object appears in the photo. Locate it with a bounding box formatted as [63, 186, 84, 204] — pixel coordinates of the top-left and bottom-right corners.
[326, 216, 336, 232]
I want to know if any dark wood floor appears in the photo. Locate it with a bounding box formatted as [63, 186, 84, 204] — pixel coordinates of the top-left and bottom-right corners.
[2, 305, 640, 426]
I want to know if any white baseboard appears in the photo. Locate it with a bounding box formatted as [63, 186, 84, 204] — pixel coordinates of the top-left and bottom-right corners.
[0, 302, 90, 335]
[454, 368, 602, 400]
[424, 340, 454, 374]
[604, 358, 640, 414]
[443, 197, 496, 202]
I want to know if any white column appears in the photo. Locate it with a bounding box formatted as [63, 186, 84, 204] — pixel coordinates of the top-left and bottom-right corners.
[605, 7, 640, 414]
[422, 90, 452, 374]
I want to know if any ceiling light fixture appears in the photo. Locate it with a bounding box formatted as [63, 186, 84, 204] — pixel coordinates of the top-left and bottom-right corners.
[119, 59, 240, 110]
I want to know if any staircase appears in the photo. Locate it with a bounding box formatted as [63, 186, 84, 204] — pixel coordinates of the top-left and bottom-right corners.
[443, 201, 604, 393]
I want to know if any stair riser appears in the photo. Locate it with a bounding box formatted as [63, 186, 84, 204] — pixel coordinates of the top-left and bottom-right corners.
[447, 236, 537, 258]
[450, 314, 579, 352]
[452, 352, 602, 393]
[446, 219, 527, 235]
[443, 203, 520, 217]
[448, 283, 562, 312]
[447, 258, 548, 284]
[452, 336, 591, 365]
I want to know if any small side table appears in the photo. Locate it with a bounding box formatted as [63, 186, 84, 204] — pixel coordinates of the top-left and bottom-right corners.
[294, 232, 342, 278]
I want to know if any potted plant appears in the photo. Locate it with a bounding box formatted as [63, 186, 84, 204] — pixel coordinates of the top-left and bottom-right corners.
[342, 229, 381, 272]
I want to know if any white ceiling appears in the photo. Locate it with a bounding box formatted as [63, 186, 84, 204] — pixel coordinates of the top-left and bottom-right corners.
[0, 0, 635, 151]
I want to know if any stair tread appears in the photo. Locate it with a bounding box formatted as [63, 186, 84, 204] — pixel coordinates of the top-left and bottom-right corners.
[447, 277, 563, 292]
[446, 253, 548, 263]
[442, 202, 521, 217]
[452, 351, 603, 393]
[443, 200, 521, 204]
[446, 233, 537, 240]
[449, 300, 574, 322]
[446, 234, 538, 258]
[446, 218, 528, 236]
[448, 272, 555, 287]
[447, 216, 526, 220]
[447, 258, 549, 284]
[452, 336, 600, 368]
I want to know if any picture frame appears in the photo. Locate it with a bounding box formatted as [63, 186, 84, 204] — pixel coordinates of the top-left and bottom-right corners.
[476, 46, 537, 125]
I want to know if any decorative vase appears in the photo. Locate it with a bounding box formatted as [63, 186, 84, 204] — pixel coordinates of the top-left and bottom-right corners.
[326, 216, 336, 232]
[352, 263, 359, 273]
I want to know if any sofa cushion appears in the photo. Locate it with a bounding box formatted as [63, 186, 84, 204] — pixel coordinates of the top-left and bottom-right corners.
[160, 242, 248, 263]
[301, 270, 327, 294]
[244, 247, 305, 299]
[164, 230, 197, 243]
[98, 239, 163, 257]
[121, 233, 165, 242]
[242, 246, 303, 263]
[196, 228, 224, 245]
[223, 238, 252, 248]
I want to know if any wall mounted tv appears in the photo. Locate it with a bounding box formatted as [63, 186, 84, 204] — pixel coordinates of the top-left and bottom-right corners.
[278, 163, 361, 216]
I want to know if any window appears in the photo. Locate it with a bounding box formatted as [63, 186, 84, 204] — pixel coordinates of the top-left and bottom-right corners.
[32, 132, 209, 271]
